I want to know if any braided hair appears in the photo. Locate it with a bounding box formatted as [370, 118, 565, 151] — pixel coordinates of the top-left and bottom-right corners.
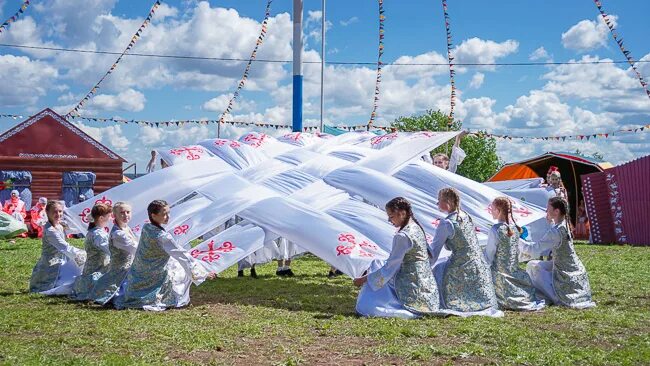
[147, 199, 169, 228]
[492, 196, 522, 237]
[438, 187, 472, 224]
[385, 197, 425, 233]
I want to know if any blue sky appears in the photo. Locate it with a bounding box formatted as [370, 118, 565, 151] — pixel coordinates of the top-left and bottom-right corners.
[1, 0, 649, 171]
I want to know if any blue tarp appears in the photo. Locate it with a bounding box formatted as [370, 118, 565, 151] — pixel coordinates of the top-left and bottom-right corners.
[0, 171, 32, 210]
[62, 172, 96, 207]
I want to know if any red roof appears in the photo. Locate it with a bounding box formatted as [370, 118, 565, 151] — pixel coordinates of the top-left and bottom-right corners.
[0, 108, 125, 162]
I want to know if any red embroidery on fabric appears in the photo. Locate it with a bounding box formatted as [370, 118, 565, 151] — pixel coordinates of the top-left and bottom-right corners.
[335, 233, 375, 257]
[283, 132, 301, 141]
[214, 139, 241, 148]
[191, 240, 236, 263]
[95, 196, 113, 206]
[242, 133, 267, 148]
[425, 233, 433, 245]
[170, 146, 204, 160]
[79, 208, 91, 223]
[512, 206, 532, 217]
[431, 218, 441, 227]
[370, 132, 398, 146]
[173, 224, 190, 235]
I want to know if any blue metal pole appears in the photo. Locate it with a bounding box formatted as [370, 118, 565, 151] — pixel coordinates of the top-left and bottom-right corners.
[292, 0, 303, 132]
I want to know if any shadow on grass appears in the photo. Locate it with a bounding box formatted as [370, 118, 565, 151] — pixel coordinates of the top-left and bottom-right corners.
[190, 274, 359, 317]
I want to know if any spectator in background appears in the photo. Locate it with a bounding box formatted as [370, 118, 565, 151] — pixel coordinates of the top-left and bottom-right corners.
[146, 150, 157, 173]
[546, 171, 568, 202]
[427, 131, 468, 174]
[30, 197, 48, 238]
[3, 190, 27, 222]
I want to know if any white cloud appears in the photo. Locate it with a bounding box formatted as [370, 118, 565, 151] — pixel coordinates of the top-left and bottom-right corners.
[561, 15, 617, 52]
[453, 38, 519, 71]
[469, 72, 485, 89]
[89, 89, 147, 112]
[340, 16, 358, 26]
[73, 122, 130, 152]
[202, 94, 256, 113]
[529, 46, 550, 61]
[0, 55, 58, 107]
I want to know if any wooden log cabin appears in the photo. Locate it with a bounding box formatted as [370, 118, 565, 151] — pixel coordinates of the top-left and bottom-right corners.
[0, 108, 125, 206]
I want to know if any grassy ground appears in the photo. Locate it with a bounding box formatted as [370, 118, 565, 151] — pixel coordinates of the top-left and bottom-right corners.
[0, 239, 648, 366]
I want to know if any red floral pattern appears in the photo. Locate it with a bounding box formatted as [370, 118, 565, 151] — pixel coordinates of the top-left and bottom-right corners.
[370, 132, 398, 146]
[170, 146, 204, 160]
[173, 224, 190, 236]
[335, 233, 376, 258]
[191, 240, 236, 263]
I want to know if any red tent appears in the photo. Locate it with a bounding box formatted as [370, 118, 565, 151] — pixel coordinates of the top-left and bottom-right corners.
[582, 155, 650, 246]
[0, 108, 126, 205]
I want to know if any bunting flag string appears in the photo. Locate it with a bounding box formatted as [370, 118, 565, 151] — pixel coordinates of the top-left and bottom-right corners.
[0, 0, 30, 34]
[367, 0, 385, 126]
[64, 0, 162, 118]
[594, 0, 650, 101]
[1, 113, 648, 139]
[441, 0, 456, 126]
[219, 0, 273, 123]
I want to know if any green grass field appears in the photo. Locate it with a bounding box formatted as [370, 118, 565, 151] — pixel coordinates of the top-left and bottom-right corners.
[0, 238, 648, 365]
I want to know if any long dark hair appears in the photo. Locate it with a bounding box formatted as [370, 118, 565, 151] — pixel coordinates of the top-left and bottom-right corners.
[385, 197, 424, 233]
[88, 203, 112, 230]
[147, 199, 169, 229]
[492, 197, 522, 237]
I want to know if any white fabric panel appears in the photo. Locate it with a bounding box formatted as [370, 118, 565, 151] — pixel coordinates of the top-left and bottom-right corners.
[275, 149, 323, 166]
[64, 159, 233, 234]
[396, 161, 546, 238]
[289, 181, 351, 211]
[189, 223, 266, 274]
[170, 175, 280, 246]
[484, 178, 545, 190]
[157, 145, 216, 166]
[198, 138, 268, 169]
[240, 196, 389, 278]
[276, 132, 322, 147]
[261, 169, 318, 195]
[238, 132, 294, 156]
[239, 159, 295, 183]
[323, 165, 459, 254]
[326, 198, 395, 252]
[358, 131, 460, 175]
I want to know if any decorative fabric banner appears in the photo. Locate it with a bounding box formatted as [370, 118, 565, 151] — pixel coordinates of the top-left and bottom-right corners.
[219, 0, 273, 123]
[594, 0, 650, 100]
[65, 0, 161, 118]
[441, 0, 456, 126]
[0, 0, 30, 34]
[368, 0, 385, 126]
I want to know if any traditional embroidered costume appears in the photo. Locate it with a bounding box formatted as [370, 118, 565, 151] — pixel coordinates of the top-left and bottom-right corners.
[429, 211, 503, 317]
[70, 226, 111, 300]
[485, 223, 545, 311]
[356, 219, 440, 318]
[92, 225, 138, 304]
[114, 223, 210, 311]
[29, 222, 86, 295]
[521, 220, 596, 309]
[3, 195, 26, 221]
